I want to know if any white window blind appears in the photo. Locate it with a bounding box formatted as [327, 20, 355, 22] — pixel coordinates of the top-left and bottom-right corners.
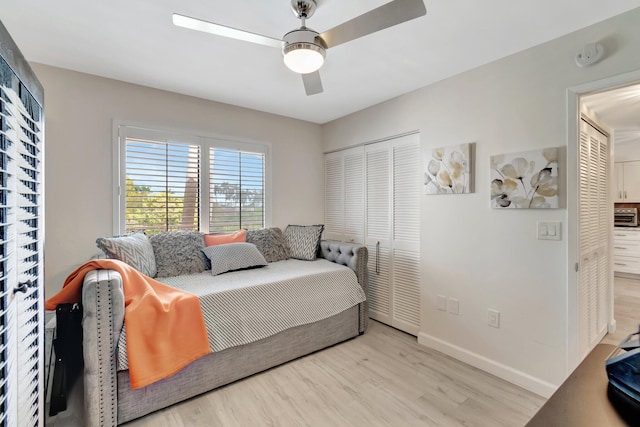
[209, 148, 265, 233]
[125, 138, 201, 234]
[117, 126, 268, 235]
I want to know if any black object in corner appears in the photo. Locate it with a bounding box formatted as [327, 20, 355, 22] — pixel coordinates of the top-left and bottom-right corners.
[606, 328, 640, 424]
[49, 303, 83, 416]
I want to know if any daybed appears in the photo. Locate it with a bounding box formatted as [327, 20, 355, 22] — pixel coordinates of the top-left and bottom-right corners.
[79, 228, 369, 426]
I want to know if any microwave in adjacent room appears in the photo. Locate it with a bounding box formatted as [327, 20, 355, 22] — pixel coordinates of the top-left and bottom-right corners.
[614, 207, 639, 227]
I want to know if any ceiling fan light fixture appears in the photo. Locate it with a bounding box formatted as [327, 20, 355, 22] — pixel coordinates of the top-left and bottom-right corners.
[283, 42, 325, 74]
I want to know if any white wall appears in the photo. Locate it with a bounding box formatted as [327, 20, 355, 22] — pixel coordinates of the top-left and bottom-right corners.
[614, 141, 640, 161]
[35, 64, 323, 299]
[322, 8, 640, 396]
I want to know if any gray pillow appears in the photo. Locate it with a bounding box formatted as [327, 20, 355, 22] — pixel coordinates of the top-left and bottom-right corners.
[149, 231, 208, 277]
[246, 227, 291, 263]
[284, 224, 324, 261]
[96, 232, 157, 277]
[202, 243, 267, 276]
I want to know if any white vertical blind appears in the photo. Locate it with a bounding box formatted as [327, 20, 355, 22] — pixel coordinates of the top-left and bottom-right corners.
[578, 118, 609, 359]
[0, 55, 44, 426]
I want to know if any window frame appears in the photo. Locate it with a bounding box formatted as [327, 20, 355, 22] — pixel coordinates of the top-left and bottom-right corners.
[113, 121, 272, 235]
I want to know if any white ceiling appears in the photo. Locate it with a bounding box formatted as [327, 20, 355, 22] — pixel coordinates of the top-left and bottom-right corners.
[582, 84, 640, 145]
[2, 0, 640, 124]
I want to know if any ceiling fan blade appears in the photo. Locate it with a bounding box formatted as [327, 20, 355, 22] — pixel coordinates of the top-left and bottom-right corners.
[302, 71, 323, 96]
[319, 0, 426, 49]
[173, 13, 283, 49]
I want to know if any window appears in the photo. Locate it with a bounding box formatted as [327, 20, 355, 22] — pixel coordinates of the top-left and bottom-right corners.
[116, 125, 269, 235]
[209, 148, 265, 233]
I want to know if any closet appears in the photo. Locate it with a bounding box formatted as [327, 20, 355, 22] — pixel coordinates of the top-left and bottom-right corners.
[325, 133, 421, 335]
[0, 21, 45, 425]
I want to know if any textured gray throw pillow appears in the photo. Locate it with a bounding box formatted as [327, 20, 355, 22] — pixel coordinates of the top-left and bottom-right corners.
[202, 243, 267, 276]
[284, 224, 324, 261]
[149, 231, 208, 277]
[246, 227, 291, 263]
[96, 232, 157, 277]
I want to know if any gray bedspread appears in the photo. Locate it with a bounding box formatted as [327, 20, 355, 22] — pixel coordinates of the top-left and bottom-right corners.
[117, 258, 366, 370]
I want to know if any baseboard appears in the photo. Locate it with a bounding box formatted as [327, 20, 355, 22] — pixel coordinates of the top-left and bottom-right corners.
[417, 332, 557, 398]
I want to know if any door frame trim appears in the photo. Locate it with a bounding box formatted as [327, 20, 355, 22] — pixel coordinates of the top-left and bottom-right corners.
[567, 69, 640, 371]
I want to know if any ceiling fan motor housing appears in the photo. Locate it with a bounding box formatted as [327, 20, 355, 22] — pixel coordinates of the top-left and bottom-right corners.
[282, 27, 326, 73]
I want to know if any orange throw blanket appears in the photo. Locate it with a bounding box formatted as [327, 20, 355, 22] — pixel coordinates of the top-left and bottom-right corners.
[45, 259, 211, 389]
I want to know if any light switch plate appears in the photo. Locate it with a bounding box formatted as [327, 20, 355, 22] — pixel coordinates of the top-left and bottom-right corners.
[538, 221, 562, 241]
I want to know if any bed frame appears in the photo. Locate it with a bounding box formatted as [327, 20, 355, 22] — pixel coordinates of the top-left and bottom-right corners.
[80, 240, 368, 426]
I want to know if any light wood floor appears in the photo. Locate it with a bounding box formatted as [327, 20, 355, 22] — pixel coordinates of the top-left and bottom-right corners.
[118, 320, 544, 427]
[48, 277, 638, 427]
[601, 275, 640, 346]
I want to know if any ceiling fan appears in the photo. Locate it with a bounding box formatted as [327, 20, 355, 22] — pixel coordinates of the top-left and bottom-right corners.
[173, 0, 427, 96]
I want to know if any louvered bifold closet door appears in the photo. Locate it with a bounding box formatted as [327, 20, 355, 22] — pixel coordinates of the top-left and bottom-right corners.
[324, 152, 344, 241]
[364, 133, 421, 335]
[365, 144, 391, 323]
[343, 150, 364, 243]
[0, 53, 44, 426]
[391, 137, 421, 334]
[324, 147, 364, 243]
[577, 118, 609, 359]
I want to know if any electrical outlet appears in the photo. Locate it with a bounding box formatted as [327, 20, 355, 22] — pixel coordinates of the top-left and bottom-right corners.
[488, 309, 500, 328]
[437, 295, 447, 311]
[447, 298, 459, 315]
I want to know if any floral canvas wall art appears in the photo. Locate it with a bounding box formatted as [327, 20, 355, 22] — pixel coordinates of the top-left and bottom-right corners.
[490, 147, 559, 209]
[424, 143, 474, 194]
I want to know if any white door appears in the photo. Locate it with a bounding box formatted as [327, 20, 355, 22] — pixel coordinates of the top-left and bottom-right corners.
[577, 118, 610, 359]
[614, 162, 624, 202]
[324, 146, 364, 243]
[344, 149, 365, 243]
[365, 133, 421, 335]
[324, 151, 345, 241]
[365, 143, 392, 323]
[623, 161, 640, 202]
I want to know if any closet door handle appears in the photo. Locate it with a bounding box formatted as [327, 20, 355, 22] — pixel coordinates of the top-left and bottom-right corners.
[13, 280, 32, 294]
[376, 241, 380, 274]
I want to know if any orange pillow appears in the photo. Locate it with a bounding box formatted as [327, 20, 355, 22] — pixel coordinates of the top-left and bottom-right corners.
[204, 230, 246, 247]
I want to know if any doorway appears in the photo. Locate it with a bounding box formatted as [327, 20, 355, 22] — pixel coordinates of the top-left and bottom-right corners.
[567, 71, 640, 370]
[582, 83, 640, 347]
